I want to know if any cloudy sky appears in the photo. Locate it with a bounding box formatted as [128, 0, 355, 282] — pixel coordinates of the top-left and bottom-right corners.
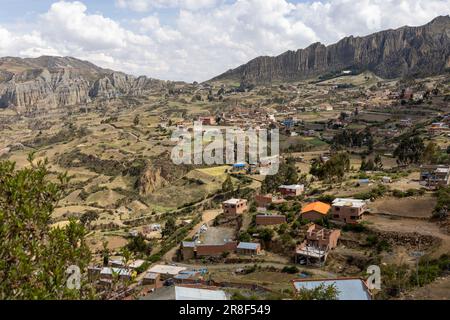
[0, 0, 449, 82]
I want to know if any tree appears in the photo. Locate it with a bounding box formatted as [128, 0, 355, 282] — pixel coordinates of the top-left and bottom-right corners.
[0, 156, 94, 299]
[361, 158, 375, 171]
[102, 240, 110, 267]
[295, 283, 340, 300]
[310, 153, 350, 182]
[222, 175, 233, 193]
[261, 158, 298, 193]
[394, 136, 425, 165]
[259, 228, 274, 242]
[80, 210, 99, 228]
[374, 154, 383, 170]
[285, 157, 298, 184]
[163, 216, 177, 238]
[127, 234, 152, 255]
[422, 142, 440, 164]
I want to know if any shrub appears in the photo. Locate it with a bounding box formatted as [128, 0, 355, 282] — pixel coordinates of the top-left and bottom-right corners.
[282, 266, 299, 274]
[343, 223, 367, 233]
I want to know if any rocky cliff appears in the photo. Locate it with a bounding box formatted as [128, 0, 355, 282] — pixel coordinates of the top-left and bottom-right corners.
[211, 16, 450, 84]
[0, 56, 166, 112]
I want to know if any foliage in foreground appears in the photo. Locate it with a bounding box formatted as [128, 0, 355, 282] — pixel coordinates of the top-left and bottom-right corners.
[0, 156, 94, 299]
[295, 283, 340, 300]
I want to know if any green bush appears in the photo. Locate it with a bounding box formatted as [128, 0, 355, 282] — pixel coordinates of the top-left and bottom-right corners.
[282, 265, 299, 274]
[343, 223, 367, 233]
[148, 254, 161, 263]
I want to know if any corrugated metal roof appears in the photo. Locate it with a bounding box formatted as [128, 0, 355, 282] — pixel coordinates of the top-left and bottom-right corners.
[174, 273, 192, 280]
[148, 265, 187, 275]
[100, 267, 131, 276]
[144, 272, 159, 279]
[279, 184, 304, 190]
[175, 286, 228, 300]
[223, 198, 246, 205]
[332, 198, 367, 208]
[293, 279, 371, 300]
[182, 241, 196, 248]
[237, 242, 260, 250]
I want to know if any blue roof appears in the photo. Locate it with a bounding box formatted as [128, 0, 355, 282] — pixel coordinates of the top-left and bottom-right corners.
[237, 242, 260, 250]
[293, 279, 371, 300]
[174, 273, 192, 280]
[233, 163, 246, 168]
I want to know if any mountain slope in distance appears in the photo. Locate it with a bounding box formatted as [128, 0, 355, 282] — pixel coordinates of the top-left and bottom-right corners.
[0, 56, 166, 112]
[210, 15, 450, 84]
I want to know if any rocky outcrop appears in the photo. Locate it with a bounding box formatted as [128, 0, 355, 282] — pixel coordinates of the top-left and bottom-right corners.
[138, 165, 169, 195]
[0, 56, 166, 112]
[211, 16, 450, 84]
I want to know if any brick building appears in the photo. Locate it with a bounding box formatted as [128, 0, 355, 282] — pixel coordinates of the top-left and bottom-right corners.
[301, 202, 331, 221]
[255, 194, 285, 208]
[330, 198, 368, 224]
[236, 242, 261, 255]
[222, 198, 248, 216]
[278, 184, 305, 197]
[256, 214, 286, 226]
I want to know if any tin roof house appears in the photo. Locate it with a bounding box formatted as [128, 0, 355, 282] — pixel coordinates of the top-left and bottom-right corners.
[292, 278, 371, 300]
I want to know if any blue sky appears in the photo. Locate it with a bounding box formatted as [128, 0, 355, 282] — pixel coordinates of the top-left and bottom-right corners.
[0, 0, 448, 81]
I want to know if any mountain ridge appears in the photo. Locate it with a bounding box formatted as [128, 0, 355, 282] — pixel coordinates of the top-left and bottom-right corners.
[210, 15, 450, 84]
[0, 56, 166, 112]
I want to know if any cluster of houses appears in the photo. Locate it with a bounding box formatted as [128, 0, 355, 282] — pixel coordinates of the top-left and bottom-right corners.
[88, 257, 148, 285]
[140, 265, 230, 300]
[420, 165, 450, 189]
[179, 177, 370, 265]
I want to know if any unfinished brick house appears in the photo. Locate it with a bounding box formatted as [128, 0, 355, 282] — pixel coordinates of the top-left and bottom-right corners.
[222, 198, 248, 216]
[255, 194, 285, 208]
[181, 241, 196, 260]
[301, 202, 331, 222]
[198, 116, 216, 125]
[295, 224, 341, 266]
[195, 242, 238, 257]
[180, 241, 263, 259]
[278, 184, 305, 197]
[330, 198, 369, 224]
[256, 214, 286, 226]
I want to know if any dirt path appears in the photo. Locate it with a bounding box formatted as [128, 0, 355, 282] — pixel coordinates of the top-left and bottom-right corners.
[105, 123, 144, 143]
[365, 214, 450, 257]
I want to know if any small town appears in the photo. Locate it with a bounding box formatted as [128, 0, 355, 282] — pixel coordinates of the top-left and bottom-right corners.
[0, 0, 449, 308]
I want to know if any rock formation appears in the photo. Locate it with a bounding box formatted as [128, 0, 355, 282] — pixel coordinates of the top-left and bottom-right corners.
[211, 16, 450, 84]
[0, 56, 166, 112]
[139, 165, 169, 195]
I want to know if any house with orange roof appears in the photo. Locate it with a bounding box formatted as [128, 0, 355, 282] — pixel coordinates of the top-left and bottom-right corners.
[301, 202, 331, 222]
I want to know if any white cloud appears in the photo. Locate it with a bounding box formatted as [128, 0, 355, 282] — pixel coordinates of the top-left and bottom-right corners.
[0, 0, 449, 81]
[116, 0, 219, 12]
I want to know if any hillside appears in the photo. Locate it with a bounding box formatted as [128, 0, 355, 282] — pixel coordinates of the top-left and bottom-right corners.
[211, 16, 450, 84]
[0, 56, 166, 112]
